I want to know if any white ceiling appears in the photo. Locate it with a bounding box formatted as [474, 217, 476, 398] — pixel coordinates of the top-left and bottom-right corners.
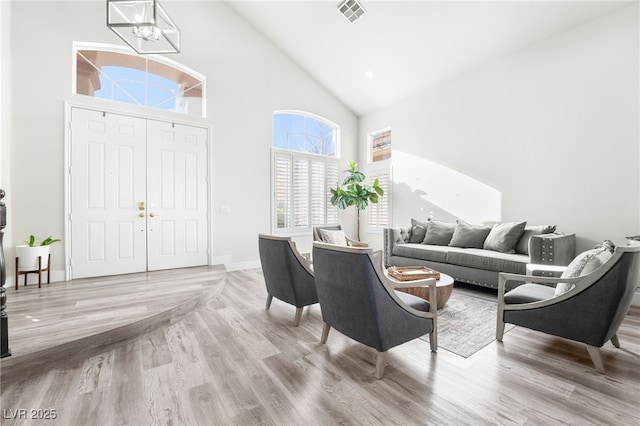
[225, 0, 633, 116]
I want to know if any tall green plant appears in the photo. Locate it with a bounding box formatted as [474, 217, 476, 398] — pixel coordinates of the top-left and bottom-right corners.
[330, 161, 384, 239]
[330, 161, 384, 210]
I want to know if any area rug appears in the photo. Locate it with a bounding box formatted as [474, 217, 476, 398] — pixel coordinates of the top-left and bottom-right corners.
[420, 291, 514, 358]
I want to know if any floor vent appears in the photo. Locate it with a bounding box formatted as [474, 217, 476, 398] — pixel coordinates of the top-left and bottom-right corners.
[338, 0, 366, 24]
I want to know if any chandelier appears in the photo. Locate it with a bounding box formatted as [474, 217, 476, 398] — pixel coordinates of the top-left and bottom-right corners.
[107, 0, 180, 54]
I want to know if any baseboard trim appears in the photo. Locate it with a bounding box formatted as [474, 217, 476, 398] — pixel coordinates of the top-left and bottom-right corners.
[3, 270, 65, 289]
[210, 255, 260, 272]
[211, 255, 232, 267]
[227, 260, 261, 271]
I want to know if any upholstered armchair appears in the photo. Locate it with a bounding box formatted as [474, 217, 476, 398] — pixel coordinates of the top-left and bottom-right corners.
[258, 234, 318, 326]
[497, 244, 640, 373]
[312, 242, 437, 379]
[312, 225, 368, 247]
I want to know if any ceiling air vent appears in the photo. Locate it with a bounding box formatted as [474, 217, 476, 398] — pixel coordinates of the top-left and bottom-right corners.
[338, 0, 366, 24]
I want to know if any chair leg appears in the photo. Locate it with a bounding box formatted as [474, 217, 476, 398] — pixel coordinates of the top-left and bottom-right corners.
[611, 334, 620, 348]
[429, 332, 437, 352]
[293, 307, 303, 326]
[496, 310, 505, 341]
[265, 294, 273, 309]
[320, 322, 331, 343]
[375, 351, 386, 379]
[586, 344, 605, 374]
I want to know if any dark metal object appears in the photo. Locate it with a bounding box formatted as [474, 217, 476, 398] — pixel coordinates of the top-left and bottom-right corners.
[0, 188, 10, 357]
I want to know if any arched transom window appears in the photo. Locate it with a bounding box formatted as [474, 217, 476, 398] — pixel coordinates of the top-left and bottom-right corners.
[75, 44, 205, 117]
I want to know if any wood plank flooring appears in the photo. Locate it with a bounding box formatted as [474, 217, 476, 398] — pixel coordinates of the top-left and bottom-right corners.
[1, 266, 225, 382]
[1, 267, 639, 425]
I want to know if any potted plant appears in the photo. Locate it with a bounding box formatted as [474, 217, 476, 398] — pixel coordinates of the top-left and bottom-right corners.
[15, 235, 60, 272]
[330, 161, 384, 240]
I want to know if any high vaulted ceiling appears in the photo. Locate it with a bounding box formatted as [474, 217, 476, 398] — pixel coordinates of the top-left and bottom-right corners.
[225, 1, 633, 116]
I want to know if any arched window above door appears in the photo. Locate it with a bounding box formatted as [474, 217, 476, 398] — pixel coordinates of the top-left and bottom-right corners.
[74, 44, 205, 117]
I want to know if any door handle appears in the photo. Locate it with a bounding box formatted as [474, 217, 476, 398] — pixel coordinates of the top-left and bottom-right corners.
[149, 213, 157, 217]
[139, 213, 145, 218]
[138, 201, 145, 211]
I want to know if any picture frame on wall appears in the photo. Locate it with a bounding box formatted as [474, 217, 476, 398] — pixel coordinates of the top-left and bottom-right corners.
[369, 128, 391, 163]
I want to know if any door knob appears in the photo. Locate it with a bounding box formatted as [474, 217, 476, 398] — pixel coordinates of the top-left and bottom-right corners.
[139, 213, 145, 218]
[149, 213, 157, 217]
[138, 201, 145, 211]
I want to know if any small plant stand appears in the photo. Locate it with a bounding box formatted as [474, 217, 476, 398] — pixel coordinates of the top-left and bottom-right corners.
[15, 254, 50, 290]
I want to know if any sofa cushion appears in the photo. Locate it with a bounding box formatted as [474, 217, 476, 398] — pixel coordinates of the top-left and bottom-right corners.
[422, 220, 455, 245]
[516, 225, 557, 255]
[446, 248, 528, 274]
[319, 229, 347, 246]
[449, 222, 491, 249]
[392, 244, 449, 263]
[505, 283, 556, 304]
[408, 218, 430, 243]
[395, 290, 431, 312]
[554, 245, 613, 296]
[483, 221, 527, 254]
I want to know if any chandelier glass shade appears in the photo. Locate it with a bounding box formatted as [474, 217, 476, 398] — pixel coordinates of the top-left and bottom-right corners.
[107, 0, 180, 54]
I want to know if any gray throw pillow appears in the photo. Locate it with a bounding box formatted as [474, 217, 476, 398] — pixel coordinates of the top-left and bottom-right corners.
[554, 246, 612, 296]
[448, 221, 491, 248]
[483, 221, 527, 253]
[408, 218, 430, 243]
[516, 225, 557, 255]
[319, 229, 347, 246]
[422, 220, 456, 245]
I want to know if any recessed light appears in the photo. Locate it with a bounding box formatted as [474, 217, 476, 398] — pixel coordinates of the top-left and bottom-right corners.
[364, 69, 375, 78]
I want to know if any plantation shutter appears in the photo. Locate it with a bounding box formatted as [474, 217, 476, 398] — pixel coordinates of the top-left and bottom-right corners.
[293, 159, 309, 228]
[367, 169, 390, 231]
[274, 154, 292, 229]
[310, 161, 326, 225]
[325, 163, 339, 225]
[273, 151, 339, 233]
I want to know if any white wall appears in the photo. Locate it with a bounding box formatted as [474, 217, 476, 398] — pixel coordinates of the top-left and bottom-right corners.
[360, 4, 639, 253]
[0, 1, 11, 252]
[2, 1, 357, 280]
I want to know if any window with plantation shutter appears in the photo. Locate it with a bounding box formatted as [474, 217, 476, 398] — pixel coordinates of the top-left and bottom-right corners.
[273, 152, 340, 233]
[367, 168, 391, 232]
[271, 111, 340, 234]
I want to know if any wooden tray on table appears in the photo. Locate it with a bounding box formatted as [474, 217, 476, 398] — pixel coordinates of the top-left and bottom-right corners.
[387, 266, 440, 281]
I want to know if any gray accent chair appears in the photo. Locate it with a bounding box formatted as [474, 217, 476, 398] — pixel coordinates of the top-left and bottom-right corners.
[497, 244, 640, 373]
[258, 234, 317, 326]
[312, 242, 437, 379]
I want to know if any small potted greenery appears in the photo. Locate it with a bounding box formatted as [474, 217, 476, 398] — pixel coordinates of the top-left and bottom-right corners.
[330, 161, 384, 240]
[15, 235, 60, 272]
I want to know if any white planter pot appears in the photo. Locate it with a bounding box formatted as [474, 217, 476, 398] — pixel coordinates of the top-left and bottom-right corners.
[15, 245, 50, 272]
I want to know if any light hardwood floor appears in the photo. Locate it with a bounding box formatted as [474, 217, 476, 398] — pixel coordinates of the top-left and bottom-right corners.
[1, 267, 639, 425]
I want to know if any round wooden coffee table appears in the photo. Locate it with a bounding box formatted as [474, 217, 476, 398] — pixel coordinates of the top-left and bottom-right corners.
[387, 271, 454, 309]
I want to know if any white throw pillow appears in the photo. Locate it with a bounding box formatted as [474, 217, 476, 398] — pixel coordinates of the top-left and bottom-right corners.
[319, 229, 348, 246]
[554, 247, 612, 296]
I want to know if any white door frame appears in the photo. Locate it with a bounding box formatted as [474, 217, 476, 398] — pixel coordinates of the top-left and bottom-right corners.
[64, 102, 213, 280]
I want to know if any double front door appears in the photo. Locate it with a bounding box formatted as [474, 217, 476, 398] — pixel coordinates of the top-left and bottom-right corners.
[70, 107, 208, 279]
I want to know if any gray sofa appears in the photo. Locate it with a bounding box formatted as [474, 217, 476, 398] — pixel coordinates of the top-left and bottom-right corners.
[384, 220, 576, 290]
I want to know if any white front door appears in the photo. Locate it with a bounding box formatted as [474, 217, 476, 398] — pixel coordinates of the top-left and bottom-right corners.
[146, 120, 208, 271]
[70, 108, 148, 278]
[69, 108, 209, 278]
